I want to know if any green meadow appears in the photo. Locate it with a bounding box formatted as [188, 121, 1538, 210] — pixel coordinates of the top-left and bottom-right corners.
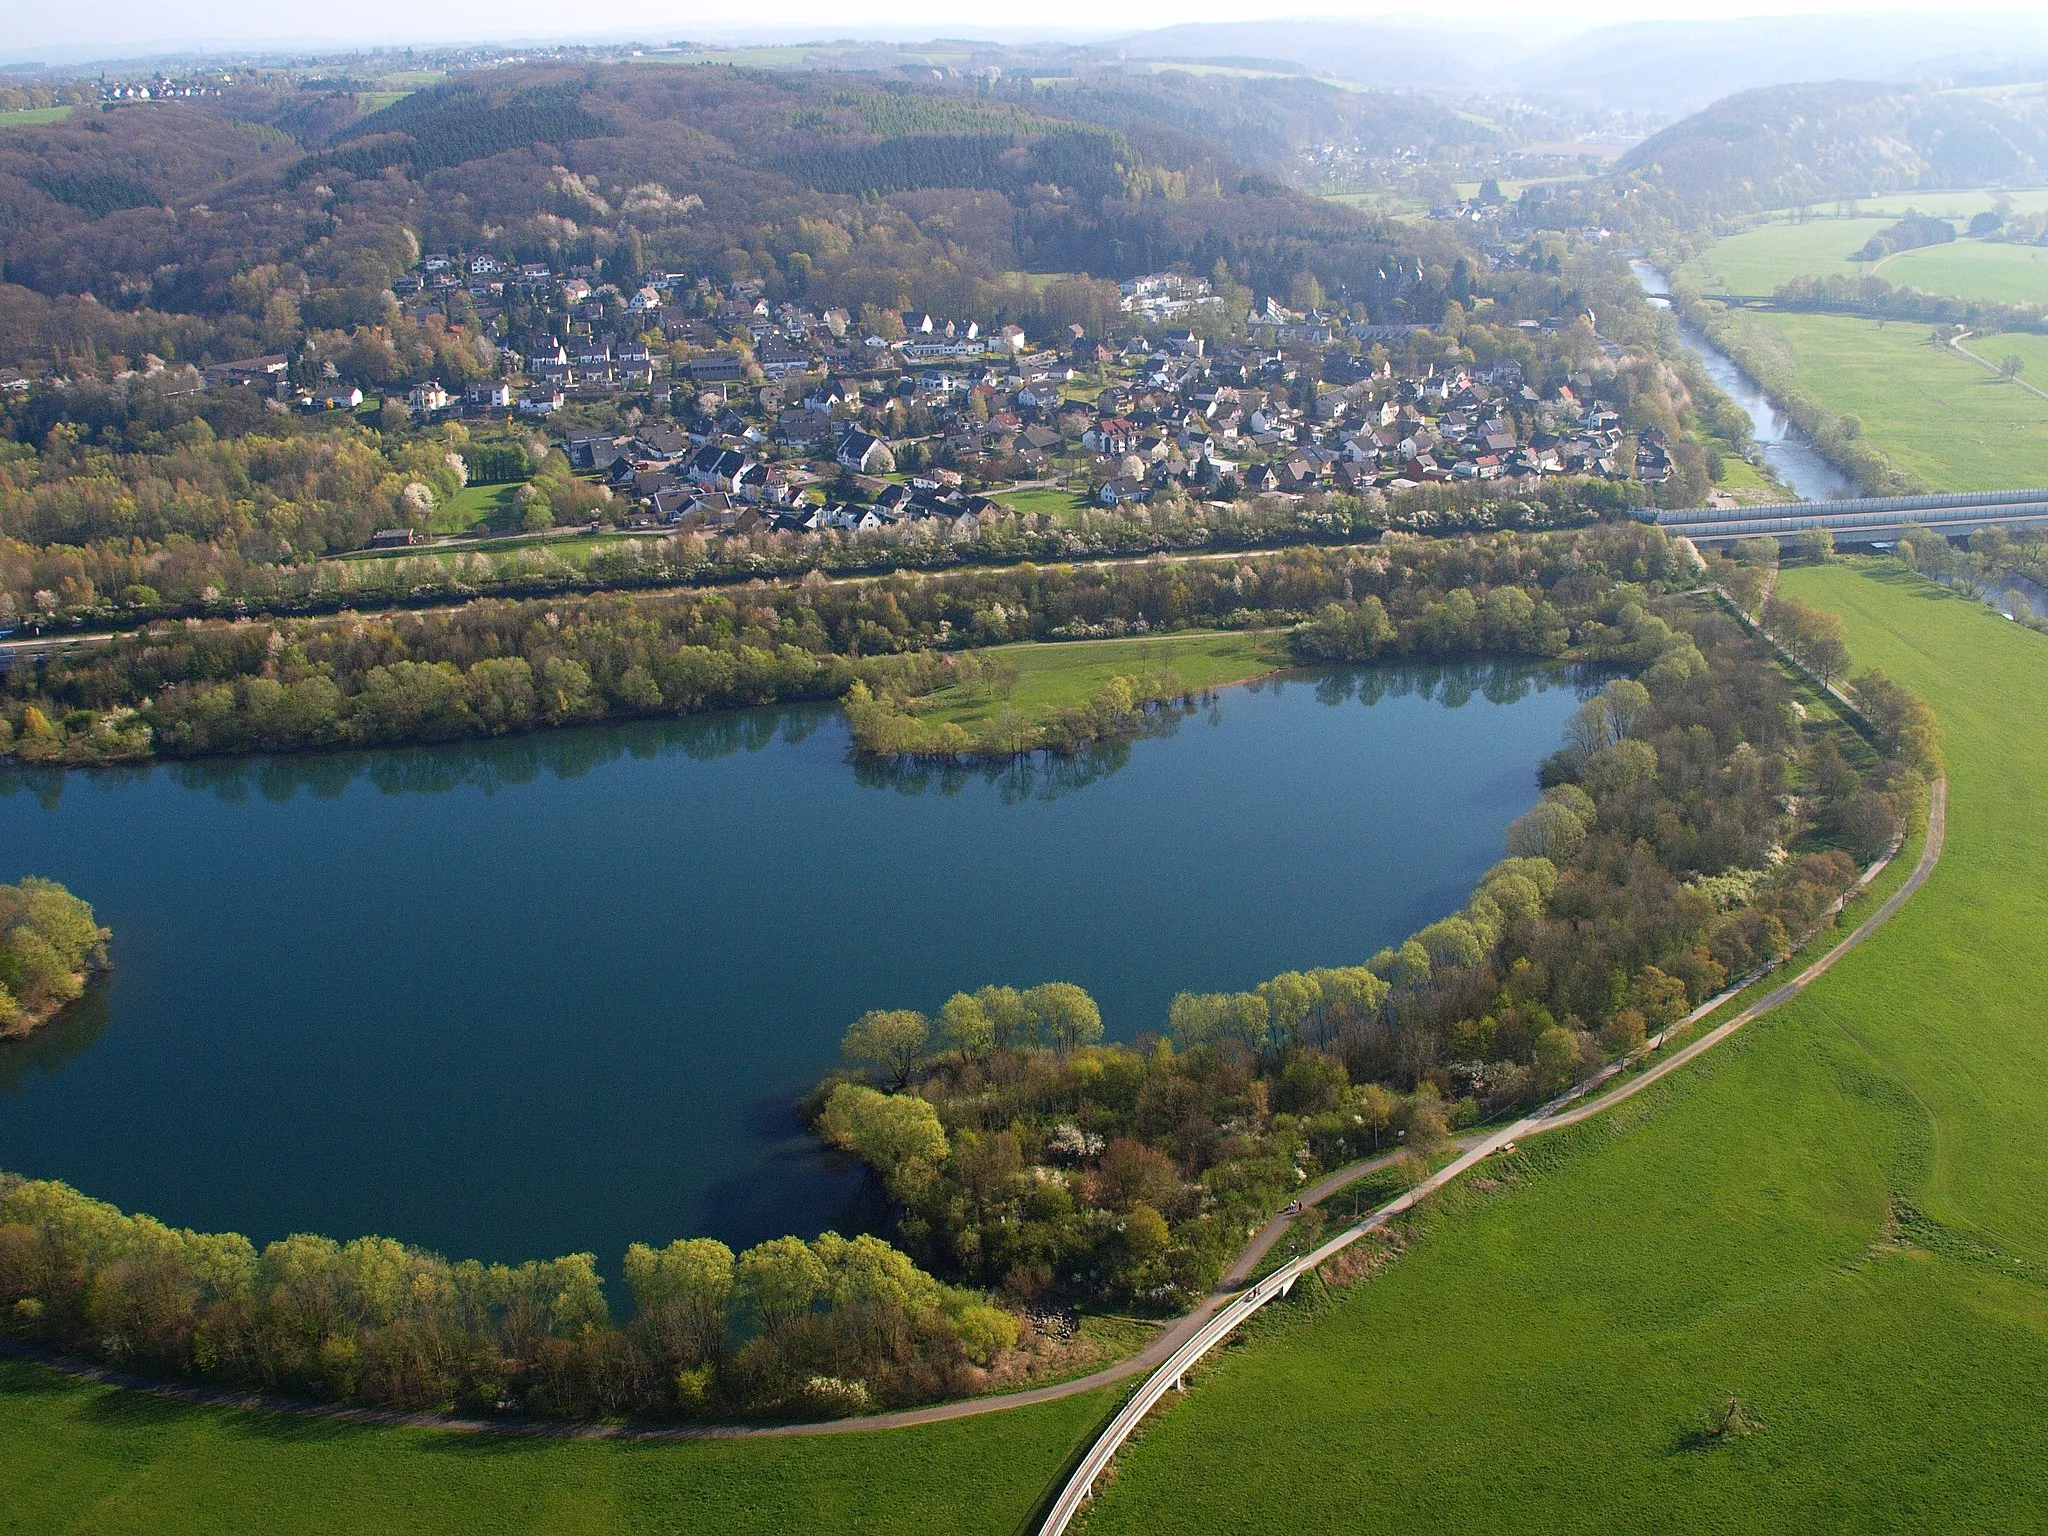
[0, 106, 74, 129]
[1677, 197, 2048, 306]
[0, 1356, 1114, 1535]
[1076, 562, 2048, 1534]
[919, 630, 1292, 733]
[1676, 217, 1896, 292]
[1722, 309, 2048, 488]
[432, 481, 523, 535]
[1881, 239, 2048, 307]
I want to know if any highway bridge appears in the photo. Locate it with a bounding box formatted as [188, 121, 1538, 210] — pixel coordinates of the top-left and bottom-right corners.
[1646, 487, 2048, 546]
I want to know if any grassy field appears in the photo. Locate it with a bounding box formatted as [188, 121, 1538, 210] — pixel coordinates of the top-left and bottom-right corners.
[0, 105, 74, 129]
[1076, 561, 2048, 1534]
[920, 631, 1292, 733]
[998, 486, 1092, 522]
[1724, 309, 2048, 488]
[1675, 218, 1895, 292]
[0, 1356, 1115, 1535]
[1878, 239, 2048, 306]
[433, 482, 522, 535]
[1678, 205, 2048, 306]
[1837, 188, 2048, 219]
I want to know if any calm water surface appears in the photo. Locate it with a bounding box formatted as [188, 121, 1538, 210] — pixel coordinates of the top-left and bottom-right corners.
[0, 662, 1590, 1269]
[1630, 259, 1857, 502]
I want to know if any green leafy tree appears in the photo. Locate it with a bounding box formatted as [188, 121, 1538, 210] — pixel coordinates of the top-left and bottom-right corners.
[1533, 1025, 1580, 1095]
[815, 1083, 949, 1198]
[937, 991, 995, 1062]
[841, 1008, 931, 1087]
[734, 1236, 827, 1334]
[1022, 982, 1101, 1055]
[623, 1237, 734, 1371]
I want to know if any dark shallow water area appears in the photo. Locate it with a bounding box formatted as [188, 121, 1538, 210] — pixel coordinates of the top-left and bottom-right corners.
[0, 660, 1593, 1270]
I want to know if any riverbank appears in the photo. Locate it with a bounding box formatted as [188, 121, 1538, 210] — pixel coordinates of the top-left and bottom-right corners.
[1632, 259, 1858, 500]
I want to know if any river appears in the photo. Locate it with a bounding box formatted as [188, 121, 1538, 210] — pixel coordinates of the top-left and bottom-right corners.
[1630, 259, 1857, 502]
[0, 661, 1592, 1272]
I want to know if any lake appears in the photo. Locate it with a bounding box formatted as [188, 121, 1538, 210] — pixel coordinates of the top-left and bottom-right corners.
[0, 661, 1592, 1274]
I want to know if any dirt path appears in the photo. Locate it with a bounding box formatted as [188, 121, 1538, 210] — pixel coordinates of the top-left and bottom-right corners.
[1035, 777, 1949, 1533]
[1949, 330, 2048, 406]
[0, 781, 1945, 1446]
[0, 1146, 1422, 1442]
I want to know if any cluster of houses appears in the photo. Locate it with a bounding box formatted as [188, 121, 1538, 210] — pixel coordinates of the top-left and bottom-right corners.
[196, 249, 1651, 544]
[557, 417, 1003, 538]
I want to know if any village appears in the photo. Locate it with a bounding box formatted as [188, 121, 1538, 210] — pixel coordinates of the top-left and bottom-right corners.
[213, 249, 1654, 551]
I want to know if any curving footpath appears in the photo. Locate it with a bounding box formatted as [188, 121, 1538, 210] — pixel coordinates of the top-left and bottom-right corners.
[0, 784, 1947, 1458]
[1038, 778, 1947, 1536]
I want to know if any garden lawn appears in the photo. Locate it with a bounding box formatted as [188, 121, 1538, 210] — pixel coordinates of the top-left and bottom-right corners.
[920, 631, 1291, 732]
[1726, 310, 2048, 489]
[434, 482, 522, 535]
[1076, 561, 2048, 1536]
[0, 1357, 1115, 1536]
[999, 486, 1092, 522]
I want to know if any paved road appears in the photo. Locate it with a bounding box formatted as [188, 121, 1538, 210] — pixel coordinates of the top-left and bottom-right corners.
[1036, 777, 1947, 1535]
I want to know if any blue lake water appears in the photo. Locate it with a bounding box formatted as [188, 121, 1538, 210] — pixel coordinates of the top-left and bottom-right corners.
[0, 661, 1592, 1271]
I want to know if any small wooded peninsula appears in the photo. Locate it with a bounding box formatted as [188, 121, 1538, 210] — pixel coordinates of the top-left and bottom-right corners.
[0, 878, 108, 1037]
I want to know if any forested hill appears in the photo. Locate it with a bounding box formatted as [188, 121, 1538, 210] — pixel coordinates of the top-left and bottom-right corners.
[1616, 80, 2048, 215]
[0, 63, 1454, 367]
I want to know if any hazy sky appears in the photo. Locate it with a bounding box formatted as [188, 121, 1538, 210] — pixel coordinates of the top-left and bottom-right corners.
[7, 1, 2041, 60]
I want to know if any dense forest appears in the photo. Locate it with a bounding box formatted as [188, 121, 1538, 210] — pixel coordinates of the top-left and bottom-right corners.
[0, 62, 1438, 368]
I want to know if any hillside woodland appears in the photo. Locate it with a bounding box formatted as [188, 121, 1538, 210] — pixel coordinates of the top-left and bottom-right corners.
[0, 65, 1465, 371]
[1615, 81, 2048, 217]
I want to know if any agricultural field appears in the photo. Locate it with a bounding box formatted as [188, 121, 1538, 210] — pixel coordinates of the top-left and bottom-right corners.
[1076, 561, 2048, 1535]
[919, 630, 1292, 733]
[0, 106, 74, 129]
[1674, 218, 1896, 292]
[1721, 310, 2048, 488]
[0, 1356, 1115, 1535]
[1678, 196, 2048, 305]
[1880, 239, 2048, 307]
[1833, 188, 2048, 220]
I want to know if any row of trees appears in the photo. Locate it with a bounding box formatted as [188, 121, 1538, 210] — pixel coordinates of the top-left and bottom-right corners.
[3, 525, 1699, 765]
[0, 1175, 1017, 1421]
